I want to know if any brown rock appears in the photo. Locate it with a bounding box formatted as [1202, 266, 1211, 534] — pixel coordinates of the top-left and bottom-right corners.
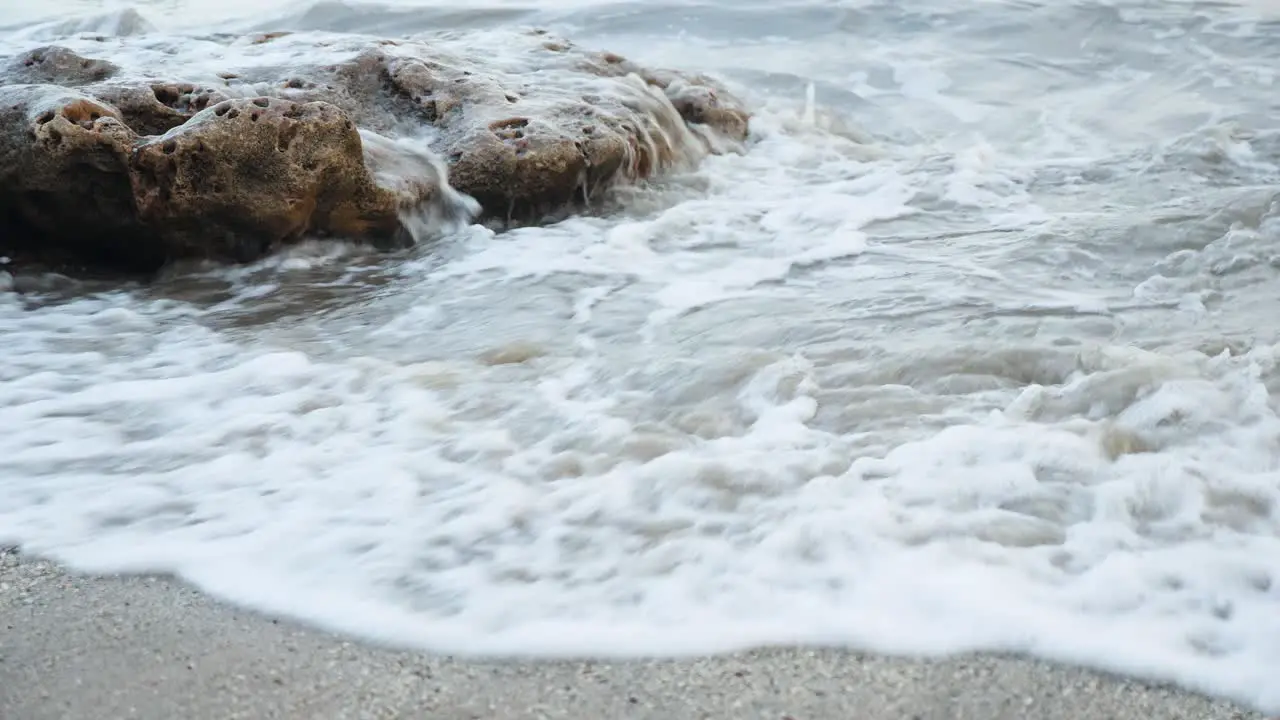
[0, 86, 146, 270]
[128, 97, 411, 262]
[0, 88, 420, 272]
[92, 83, 231, 136]
[0, 28, 751, 274]
[153, 30, 751, 223]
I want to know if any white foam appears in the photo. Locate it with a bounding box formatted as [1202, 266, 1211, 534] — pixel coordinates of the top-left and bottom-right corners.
[6, 8, 157, 41]
[359, 130, 481, 242]
[5, 0, 1280, 716]
[5, 301, 1280, 713]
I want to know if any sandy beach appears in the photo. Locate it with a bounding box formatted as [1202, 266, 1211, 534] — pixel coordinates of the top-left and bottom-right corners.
[0, 547, 1264, 720]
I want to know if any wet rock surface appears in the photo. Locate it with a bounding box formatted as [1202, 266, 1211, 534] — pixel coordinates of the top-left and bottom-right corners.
[0, 86, 413, 273]
[5, 46, 118, 86]
[0, 28, 751, 275]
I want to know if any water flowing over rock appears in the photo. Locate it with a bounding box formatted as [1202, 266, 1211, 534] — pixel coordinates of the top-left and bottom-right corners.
[0, 27, 751, 274]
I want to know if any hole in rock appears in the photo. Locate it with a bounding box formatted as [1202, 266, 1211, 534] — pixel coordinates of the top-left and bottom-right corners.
[153, 86, 178, 105]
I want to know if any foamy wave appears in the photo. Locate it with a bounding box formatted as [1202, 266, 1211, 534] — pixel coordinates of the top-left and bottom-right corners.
[3, 293, 1280, 714]
[6, 8, 157, 41]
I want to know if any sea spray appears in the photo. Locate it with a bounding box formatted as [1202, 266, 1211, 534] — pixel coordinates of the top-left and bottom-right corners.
[359, 129, 481, 245]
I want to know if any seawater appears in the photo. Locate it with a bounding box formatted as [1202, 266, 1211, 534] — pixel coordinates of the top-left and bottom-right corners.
[3, 0, 1280, 713]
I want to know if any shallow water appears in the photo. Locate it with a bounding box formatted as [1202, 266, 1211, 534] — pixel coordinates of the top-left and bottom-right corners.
[4, 0, 1280, 713]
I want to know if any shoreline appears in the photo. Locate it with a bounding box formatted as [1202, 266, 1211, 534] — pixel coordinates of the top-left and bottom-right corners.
[0, 548, 1265, 720]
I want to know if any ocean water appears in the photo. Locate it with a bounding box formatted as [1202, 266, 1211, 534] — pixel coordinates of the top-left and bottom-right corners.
[4, 0, 1280, 712]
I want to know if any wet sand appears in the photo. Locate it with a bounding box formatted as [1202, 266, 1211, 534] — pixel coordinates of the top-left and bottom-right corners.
[0, 548, 1265, 720]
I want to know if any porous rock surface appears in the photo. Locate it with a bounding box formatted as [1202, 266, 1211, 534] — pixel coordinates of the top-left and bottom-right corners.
[0, 28, 750, 274]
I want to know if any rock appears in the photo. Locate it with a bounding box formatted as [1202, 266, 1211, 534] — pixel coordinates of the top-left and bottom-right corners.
[4, 46, 118, 86]
[215, 31, 751, 221]
[92, 83, 230, 136]
[130, 97, 421, 261]
[0, 28, 751, 274]
[0, 86, 145, 270]
[0, 87, 424, 272]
